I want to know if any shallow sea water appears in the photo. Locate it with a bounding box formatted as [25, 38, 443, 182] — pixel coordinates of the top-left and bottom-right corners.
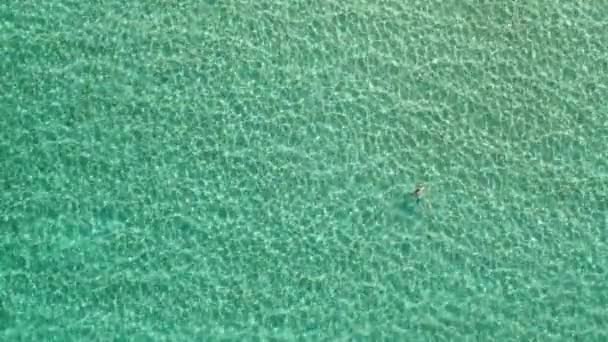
[2, 0, 608, 340]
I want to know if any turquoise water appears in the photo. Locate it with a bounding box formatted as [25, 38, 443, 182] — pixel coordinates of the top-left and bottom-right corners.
[2, 1, 608, 340]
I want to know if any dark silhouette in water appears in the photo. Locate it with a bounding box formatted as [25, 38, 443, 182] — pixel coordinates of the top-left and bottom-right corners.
[396, 184, 426, 216]
[412, 184, 425, 204]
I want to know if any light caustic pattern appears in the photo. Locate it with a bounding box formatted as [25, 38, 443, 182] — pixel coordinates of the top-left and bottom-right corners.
[1, 0, 608, 340]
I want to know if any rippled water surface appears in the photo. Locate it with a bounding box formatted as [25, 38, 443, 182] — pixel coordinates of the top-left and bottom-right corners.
[2, 1, 607, 340]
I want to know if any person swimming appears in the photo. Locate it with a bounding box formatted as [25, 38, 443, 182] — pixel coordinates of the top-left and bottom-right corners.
[412, 184, 425, 203]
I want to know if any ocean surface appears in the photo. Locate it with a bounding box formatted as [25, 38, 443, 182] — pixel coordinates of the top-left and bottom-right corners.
[2, 1, 607, 340]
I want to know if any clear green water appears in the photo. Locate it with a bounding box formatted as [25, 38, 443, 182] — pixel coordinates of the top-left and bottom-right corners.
[2, 1, 608, 340]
